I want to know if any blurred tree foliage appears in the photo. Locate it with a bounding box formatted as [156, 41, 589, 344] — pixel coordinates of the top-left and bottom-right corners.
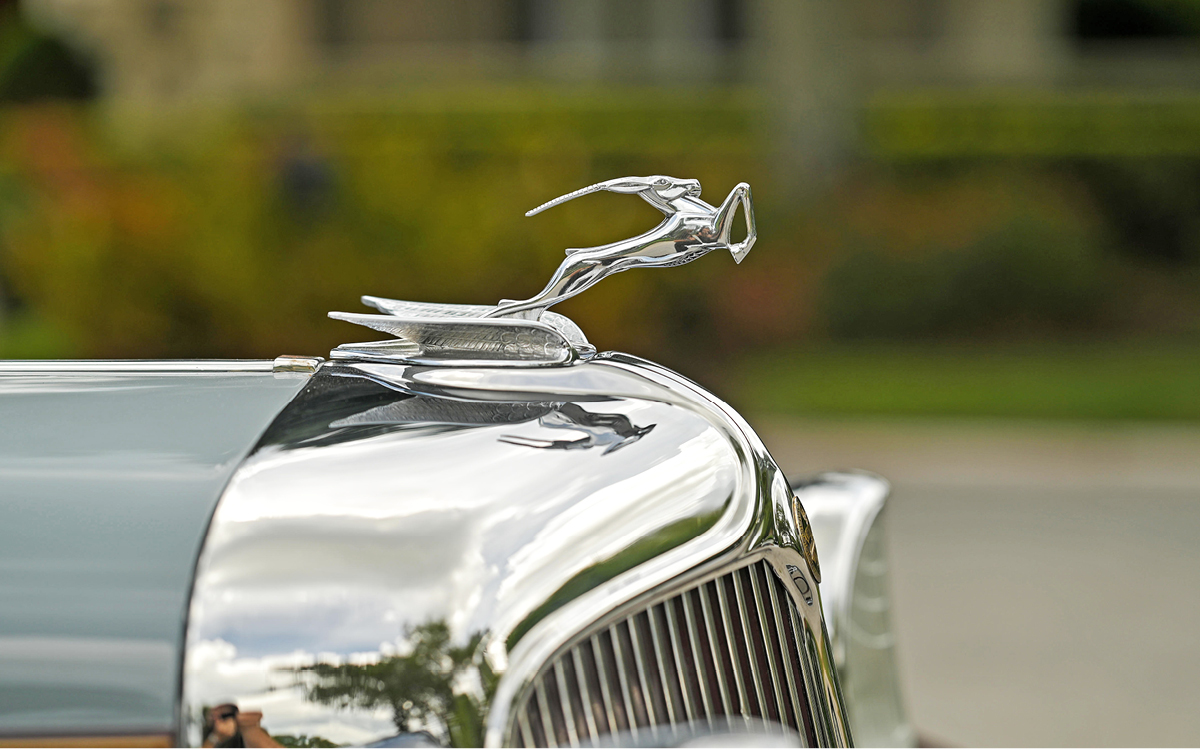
[1, 93, 1198, 370]
[0, 94, 780, 367]
[823, 216, 1112, 340]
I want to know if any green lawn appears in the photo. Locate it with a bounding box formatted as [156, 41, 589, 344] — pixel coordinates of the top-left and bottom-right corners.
[730, 343, 1200, 422]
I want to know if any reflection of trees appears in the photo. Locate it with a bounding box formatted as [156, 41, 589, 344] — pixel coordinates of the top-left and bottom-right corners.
[295, 622, 491, 747]
[273, 734, 338, 748]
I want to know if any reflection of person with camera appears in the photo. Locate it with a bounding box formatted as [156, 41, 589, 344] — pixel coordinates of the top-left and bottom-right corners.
[203, 703, 282, 748]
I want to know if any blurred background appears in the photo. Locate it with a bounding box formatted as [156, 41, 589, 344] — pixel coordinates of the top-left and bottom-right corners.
[1, 0, 1198, 745]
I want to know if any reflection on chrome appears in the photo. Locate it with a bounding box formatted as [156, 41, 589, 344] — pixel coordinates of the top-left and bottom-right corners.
[500, 403, 655, 455]
[293, 621, 487, 747]
[182, 356, 848, 747]
[799, 473, 915, 748]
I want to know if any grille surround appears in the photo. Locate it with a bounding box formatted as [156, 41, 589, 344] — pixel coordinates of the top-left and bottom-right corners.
[508, 554, 827, 747]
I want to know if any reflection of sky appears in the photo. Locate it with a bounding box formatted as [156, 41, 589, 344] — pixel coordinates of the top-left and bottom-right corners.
[187, 390, 739, 742]
[186, 638, 394, 747]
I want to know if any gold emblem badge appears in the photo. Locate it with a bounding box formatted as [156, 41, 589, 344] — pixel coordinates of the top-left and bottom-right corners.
[791, 494, 821, 583]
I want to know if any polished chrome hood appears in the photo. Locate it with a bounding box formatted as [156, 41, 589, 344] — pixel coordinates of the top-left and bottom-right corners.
[181, 354, 844, 747]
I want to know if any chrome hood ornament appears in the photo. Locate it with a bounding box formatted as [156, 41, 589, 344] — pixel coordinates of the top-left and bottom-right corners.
[330, 176, 755, 366]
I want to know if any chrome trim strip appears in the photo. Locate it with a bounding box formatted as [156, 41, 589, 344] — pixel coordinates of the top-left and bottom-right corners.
[553, 663, 580, 747]
[766, 567, 807, 735]
[590, 635, 620, 738]
[0, 359, 278, 373]
[662, 599, 696, 724]
[647, 605, 678, 727]
[535, 683, 557, 748]
[749, 565, 788, 728]
[570, 648, 599, 739]
[681, 592, 716, 727]
[809, 627, 836, 747]
[790, 606, 821, 744]
[714, 572, 752, 726]
[625, 615, 657, 727]
[698, 582, 735, 719]
[607, 625, 639, 740]
[732, 569, 769, 724]
[516, 709, 535, 749]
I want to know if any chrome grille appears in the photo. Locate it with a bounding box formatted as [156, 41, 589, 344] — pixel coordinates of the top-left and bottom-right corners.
[511, 559, 816, 747]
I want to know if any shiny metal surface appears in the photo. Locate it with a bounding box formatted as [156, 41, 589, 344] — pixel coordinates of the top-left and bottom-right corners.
[511, 557, 821, 747]
[272, 355, 325, 374]
[325, 176, 753, 367]
[182, 354, 848, 747]
[489, 176, 755, 320]
[799, 472, 914, 747]
[0, 366, 308, 739]
[329, 302, 593, 367]
[798, 474, 888, 651]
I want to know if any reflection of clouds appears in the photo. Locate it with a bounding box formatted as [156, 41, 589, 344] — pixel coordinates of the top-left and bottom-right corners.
[217, 398, 726, 651]
[188, 387, 744, 746]
[191, 508, 479, 656]
[186, 639, 394, 747]
[491, 429, 734, 638]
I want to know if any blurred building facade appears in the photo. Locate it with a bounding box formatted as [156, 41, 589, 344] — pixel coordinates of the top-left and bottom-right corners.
[22, 0, 1200, 101]
[19, 0, 1200, 190]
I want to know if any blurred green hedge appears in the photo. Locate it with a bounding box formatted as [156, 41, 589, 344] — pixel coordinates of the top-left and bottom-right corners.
[1, 93, 1198, 370]
[0, 93, 784, 363]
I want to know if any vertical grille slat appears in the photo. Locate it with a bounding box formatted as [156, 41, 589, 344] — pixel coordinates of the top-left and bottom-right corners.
[790, 603, 829, 747]
[777, 578, 820, 748]
[626, 613, 661, 727]
[764, 564, 805, 733]
[597, 629, 633, 738]
[732, 567, 772, 722]
[612, 621, 650, 730]
[517, 710, 535, 749]
[588, 634, 620, 737]
[553, 661, 582, 747]
[749, 563, 790, 728]
[565, 647, 598, 740]
[682, 590, 717, 726]
[700, 579, 738, 717]
[715, 574, 754, 721]
[647, 604, 683, 726]
[513, 559, 817, 747]
[663, 596, 699, 723]
[534, 683, 556, 748]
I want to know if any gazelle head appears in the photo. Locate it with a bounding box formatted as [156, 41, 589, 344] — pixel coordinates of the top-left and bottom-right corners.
[525, 175, 701, 217]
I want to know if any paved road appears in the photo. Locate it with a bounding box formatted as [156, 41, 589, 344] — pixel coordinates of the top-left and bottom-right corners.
[754, 417, 1200, 747]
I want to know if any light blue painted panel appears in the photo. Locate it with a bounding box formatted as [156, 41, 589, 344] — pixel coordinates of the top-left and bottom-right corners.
[0, 368, 307, 735]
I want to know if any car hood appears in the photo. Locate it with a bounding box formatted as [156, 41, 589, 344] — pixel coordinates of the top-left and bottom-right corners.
[0, 364, 307, 737]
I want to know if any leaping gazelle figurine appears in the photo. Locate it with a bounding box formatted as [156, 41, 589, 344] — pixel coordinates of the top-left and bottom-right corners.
[485, 175, 755, 320]
[329, 175, 756, 365]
